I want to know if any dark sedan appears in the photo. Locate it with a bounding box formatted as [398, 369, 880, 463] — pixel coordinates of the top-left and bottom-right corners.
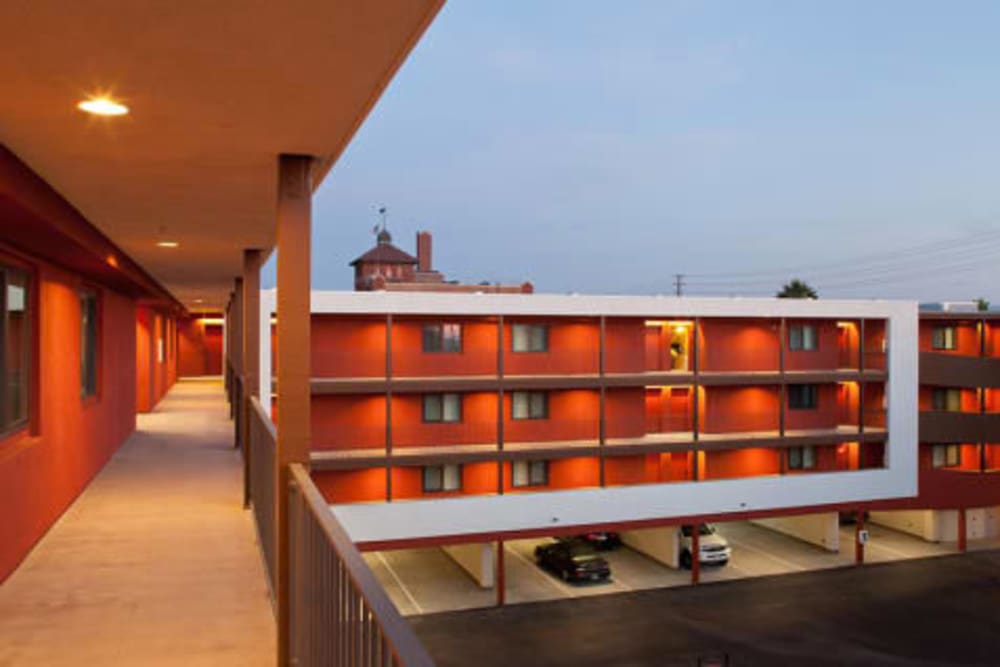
[535, 540, 611, 583]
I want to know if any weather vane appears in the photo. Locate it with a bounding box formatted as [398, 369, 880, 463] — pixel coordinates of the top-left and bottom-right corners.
[372, 205, 388, 236]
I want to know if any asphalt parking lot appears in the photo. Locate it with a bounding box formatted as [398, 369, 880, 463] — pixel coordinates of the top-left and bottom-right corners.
[365, 519, 956, 616]
[411, 549, 1000, 667]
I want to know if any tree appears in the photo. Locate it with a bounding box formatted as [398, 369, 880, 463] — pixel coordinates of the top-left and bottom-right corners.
[776, 279, 818, 299]
[975, 298, 990, 312]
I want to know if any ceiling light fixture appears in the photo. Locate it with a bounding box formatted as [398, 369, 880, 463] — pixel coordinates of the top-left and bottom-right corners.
[156, 240, 179, 248]
[77, 97, 129, 116]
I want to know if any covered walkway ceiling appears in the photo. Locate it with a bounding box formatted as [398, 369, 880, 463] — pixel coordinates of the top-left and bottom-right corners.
[0, 1, 443, 309]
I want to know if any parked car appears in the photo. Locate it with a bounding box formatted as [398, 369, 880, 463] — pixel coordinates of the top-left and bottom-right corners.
[535, 540, 612, 582]
[679, 524, 731, 568]
[574, 531, 623, 551]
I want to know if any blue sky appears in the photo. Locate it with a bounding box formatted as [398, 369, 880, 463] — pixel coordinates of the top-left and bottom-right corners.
[270, 1, 1000, 302]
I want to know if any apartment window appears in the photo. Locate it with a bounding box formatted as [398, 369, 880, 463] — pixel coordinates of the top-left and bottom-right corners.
[931, 444, 961, 468]
[512, 391, 548, 420]
[423, 464, 462, 492]
[788, 446, 817, 470]
[423, 393, 462, 423]
[931, 326, 957, 351]
[788, 384, 819, 410]
[80, 290, 99, 398]
[931, 388, 962, 412]
[788, 324, 818, 351]
[1, 267, 30, 432]
[423, 323, 462, 353]
[512, 460, 548, 487]
[512, 324, 548, 352]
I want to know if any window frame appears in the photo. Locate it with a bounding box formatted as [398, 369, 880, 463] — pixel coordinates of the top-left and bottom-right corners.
[512, 460, 549, 487]
[422, 322, 463, 353]
[787, 384, 819, 410]
[788, 324, 818, 351]
[511, 323, 549, 353]
[79, 288, 101, 400]
[788, 445, 817, 470]
[931, 326, 957, 351]
[511, 390, 549, 420]
[422, 393, 463, 423]
[931, 387, 962, 412]
[931, 444, 961, 469]
[0, 263, 32, 437]
[422, 464, 462, 493]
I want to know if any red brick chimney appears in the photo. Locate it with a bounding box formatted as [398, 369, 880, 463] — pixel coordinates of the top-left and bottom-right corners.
[417, 231, 432, 272]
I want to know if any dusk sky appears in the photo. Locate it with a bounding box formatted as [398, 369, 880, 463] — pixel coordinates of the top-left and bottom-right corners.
[268, 1, 1000, 303]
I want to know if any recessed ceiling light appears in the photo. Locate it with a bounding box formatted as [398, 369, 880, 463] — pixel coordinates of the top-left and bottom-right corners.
[156, 241, 179, 248]
[77, 97, 129, 116]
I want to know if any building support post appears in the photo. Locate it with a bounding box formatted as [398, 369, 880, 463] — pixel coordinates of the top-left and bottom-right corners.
[497, 315, 505, 495]
[242, 249, 262, 508]
[691, 523, 701, 585]
[958, 508, 967, 553]
[232, 278, 244, 448]
[275, 154, 314, 667]
[855, 509, 865, 565]
[496, 539, 506, 607]
[598, 315, 606, 487]
[386, 313, 393, 502]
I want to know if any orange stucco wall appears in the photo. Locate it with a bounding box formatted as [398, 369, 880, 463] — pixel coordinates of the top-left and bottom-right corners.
[392, 318, 496, 377]
[177, 316, 222, 377]
[704, 447, 780, 480]
[784, 383, 839, 430]
[311, 394, 386, 450]
[393, 391, 498, 447]
[0, 261, 137, 582]
[503, 389, 599, 443]
[701, 386, 779, 433]
[312, 316, 386, 378]
[503, 319, 599, 375]
[699, 319, 779, 372]
[919, 321, 979, 356]
[135, 305, 176, 413]
[784, 319, 840, 371]
[604, 319, 645, 373]
[645, 387, 693, 433]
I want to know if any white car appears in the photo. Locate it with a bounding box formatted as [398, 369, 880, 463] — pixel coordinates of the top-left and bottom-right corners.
[679, 524, 731, 568]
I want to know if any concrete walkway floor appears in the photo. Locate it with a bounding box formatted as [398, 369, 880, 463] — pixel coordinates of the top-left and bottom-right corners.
[0, 379, 275, 666]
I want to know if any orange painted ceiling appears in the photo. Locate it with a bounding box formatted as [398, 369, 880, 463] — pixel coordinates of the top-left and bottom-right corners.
[0, 1, 442, 309]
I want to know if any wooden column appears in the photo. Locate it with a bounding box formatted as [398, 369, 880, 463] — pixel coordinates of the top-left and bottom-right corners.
[275, 154, 314, 666]
[232, 277, 244, 449]
[242, 249, 262, 508]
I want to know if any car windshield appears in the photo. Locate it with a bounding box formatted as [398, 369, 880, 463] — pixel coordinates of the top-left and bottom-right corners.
[681, 524, 716, 537]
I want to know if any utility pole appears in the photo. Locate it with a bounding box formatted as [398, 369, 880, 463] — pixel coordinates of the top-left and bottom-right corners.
[673, 273, 685, 297]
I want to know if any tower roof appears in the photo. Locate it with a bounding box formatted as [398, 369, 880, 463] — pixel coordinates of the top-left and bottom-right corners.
[349, 241, 418, 266]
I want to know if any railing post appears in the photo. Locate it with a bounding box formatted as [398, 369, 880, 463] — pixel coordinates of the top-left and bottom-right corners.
[276, 154, 314, 667]
[243, 249, 262, 508]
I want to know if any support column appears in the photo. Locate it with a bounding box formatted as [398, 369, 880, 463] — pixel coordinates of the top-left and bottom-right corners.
[598, 315, 606, 487]
[497, 316, 505, 495]
[242, 250, 262, 508]
[496, 539, 506, 606]
[958, 508, 967, 553]
[691, 524, 701, 584]
[233, 277, 244, 449]
[386, 313, 393, 502]
[275, 154, 314, 666]
[691, 318, 701, 481]
[855, 509, 865, 565]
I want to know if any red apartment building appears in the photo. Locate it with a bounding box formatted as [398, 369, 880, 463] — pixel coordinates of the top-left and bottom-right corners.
[253, 290, 1000, 583]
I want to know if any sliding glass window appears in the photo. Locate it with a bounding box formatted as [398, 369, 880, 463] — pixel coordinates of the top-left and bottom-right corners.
[1, 267, 30, 432]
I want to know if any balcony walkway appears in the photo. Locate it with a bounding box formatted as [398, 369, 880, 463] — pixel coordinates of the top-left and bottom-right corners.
[0, 379, 274, 666]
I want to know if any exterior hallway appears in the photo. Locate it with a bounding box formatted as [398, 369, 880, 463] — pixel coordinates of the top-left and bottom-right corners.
[0, 379, 275, 666]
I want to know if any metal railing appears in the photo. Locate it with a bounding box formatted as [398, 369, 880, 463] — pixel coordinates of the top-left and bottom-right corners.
[288, 463, 435, 667]
[248, 395, 278, 596]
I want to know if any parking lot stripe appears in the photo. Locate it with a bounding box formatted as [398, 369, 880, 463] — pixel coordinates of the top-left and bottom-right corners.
[377, 552, 424, 614]
[726, 537, 806, 572]
[505, 545, 578, 597]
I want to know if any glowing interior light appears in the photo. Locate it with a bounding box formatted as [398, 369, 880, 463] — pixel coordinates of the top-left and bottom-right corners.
[156, 241, 180, 248]
[77, 97, 129, 116]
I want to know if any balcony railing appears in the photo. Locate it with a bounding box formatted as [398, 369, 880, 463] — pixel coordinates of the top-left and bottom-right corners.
[288, 463, 434, 667]
[244, 382, 433, 666]
[248, 394, 277, 595]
